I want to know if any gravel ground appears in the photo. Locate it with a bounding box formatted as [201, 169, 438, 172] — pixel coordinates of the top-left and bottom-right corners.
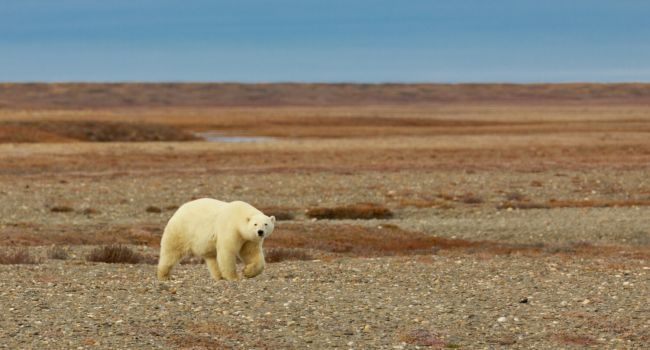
[1, 120, 650, 349]
[2, 167, 649, 247]
[1, 250, 649, 349]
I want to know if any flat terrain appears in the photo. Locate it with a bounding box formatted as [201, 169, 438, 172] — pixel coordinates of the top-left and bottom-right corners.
[1, 83, 649, 349]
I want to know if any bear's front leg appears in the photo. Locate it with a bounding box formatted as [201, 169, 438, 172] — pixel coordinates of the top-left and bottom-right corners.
[157, 248, 182, 281]
[217, 245, 239, 281]
[204, 257, 222, 281]
[240, 241, 265, 278]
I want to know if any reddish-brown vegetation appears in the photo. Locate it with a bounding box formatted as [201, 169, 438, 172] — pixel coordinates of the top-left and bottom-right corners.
[268, 223, 507, 256]
[145, 206, 163, 213]
[0, 224, 162, 247]
[2, 222, 648, 260]
[0, 121, 196, 143]
[398, 329, 447, 347]
[306, 203, 393, 220]
[555, 334, 599, 346]
[170, 321, 270, 349]
[2, 83, 650, 109]
[498, 198, 650, 210]
[264, 248, 313, 263]
[259, 207, 295, 221]
[0, 248, 39, 264]
[457, 193, 484, 204]
[86, 245, 144, 264]
[47, 246, 69, 260]
[2, 84, 650, 143]
[50, 206, 74, 213]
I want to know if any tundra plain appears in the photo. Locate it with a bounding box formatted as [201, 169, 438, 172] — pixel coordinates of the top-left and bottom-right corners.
[1, 83, 649, 349]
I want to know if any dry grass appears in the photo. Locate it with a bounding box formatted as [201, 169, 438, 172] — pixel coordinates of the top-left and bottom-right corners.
[505, 191, 527, 201]
[170, 321, 272, 350]
[267, 223, 650, 259]
[50, 206, 74, 213]
[268, 223, 495, 256]
[499, 198, 650, 210]
[0, 224, 162, 247]
[47, 246, 69, 260]
[1, 84, 650, 148]
[306, 203, 393, 220]
[264, 248, 313, 263]
[548, 198, 650, 208]
[0, 248, 39, 264]
[80, 208, 100, 215]
[2, 83, 650, 109]
[86, 245, 143, 264]
[398, 329, 447, 347]
[168, 334, 225, 349]
[555, 334, 599, 346]
[3, 126, 650, 177]
[145, 206, 163, 213]
[2, 222, 647, 260]
[260, 207, 295, 221]
[0, 120, 197, 143]
[457, 193, 484, 204]
[393, 195, 454, 209]
[497, 202, 551, 210]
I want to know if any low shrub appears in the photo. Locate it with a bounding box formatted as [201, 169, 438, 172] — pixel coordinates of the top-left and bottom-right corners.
[47, 246, 69, 260]
[0, 248, 39, 264]
[458, 194, 484, 204]
[50, 206, 74, 213]
[555, 334, 598, 346]
[263, 210, 295, 221]
[146, 206, 162, 213]
[265, 248, 313, 263]
[86, 245, 143, 264]
[306, 203, 393, 220]
[398, 329, 446, 347]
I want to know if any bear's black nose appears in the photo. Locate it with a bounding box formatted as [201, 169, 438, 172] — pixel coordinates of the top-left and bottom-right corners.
[257, 230, 264, 236]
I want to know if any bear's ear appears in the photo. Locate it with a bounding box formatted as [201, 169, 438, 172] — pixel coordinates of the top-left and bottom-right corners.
[270, 216, 276, 223]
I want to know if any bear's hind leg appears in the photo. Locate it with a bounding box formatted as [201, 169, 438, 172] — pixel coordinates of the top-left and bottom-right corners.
[241, 241, 265, 278]
[205, 257, 222, 281]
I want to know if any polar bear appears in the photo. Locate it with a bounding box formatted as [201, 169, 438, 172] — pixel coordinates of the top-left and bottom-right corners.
[157, 198, 275, 281]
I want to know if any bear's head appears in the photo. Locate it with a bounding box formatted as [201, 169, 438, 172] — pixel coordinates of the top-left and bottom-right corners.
[244, 213, 275, 241]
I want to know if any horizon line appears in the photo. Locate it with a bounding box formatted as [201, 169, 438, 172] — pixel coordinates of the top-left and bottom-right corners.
[3, 80, 650, 85]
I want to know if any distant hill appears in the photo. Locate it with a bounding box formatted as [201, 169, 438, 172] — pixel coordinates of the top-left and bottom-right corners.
[1, 83, 650, 109]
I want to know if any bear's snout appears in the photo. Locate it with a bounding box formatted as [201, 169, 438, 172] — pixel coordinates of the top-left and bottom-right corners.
[257, 230, 264, 237]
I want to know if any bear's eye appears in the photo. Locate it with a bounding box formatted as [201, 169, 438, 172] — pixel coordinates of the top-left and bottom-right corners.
[254, 223, 257, 226]
[265, 223, 268, 226]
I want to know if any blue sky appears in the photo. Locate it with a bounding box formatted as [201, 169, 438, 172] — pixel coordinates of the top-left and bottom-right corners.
[1, 0, 649, 82]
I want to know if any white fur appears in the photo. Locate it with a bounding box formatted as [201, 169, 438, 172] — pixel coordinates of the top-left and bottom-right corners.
[157, 198, 275, 281]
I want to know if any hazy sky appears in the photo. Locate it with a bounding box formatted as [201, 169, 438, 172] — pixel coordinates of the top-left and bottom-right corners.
[1, 0, 649, 82]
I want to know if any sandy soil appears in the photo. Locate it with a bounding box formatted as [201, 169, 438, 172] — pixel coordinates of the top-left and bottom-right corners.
[1, 84, 649, 349]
